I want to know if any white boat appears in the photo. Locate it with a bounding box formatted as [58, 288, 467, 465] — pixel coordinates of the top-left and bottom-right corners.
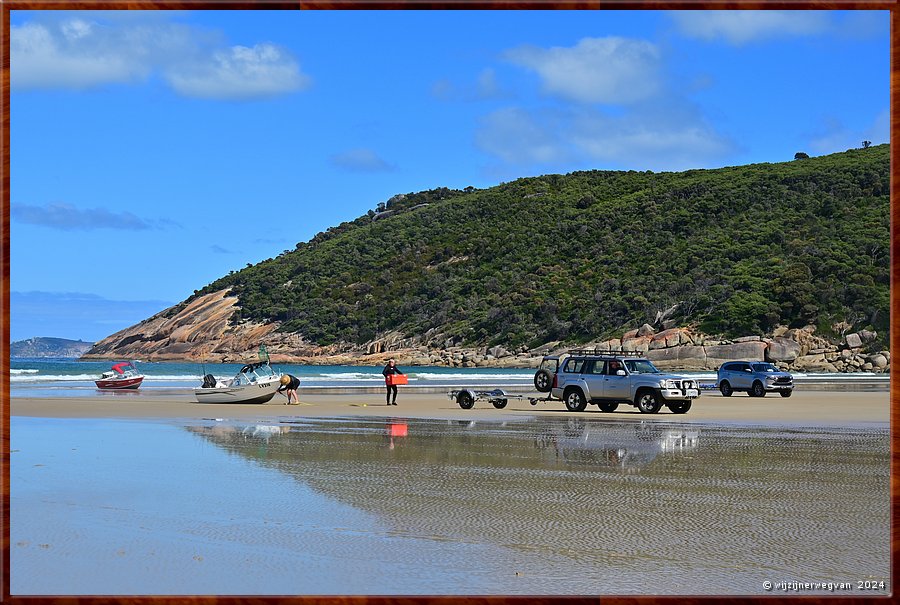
[194, 361, 283, 404]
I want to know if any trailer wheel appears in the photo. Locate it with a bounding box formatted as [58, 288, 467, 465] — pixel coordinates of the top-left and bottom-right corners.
[534, 369, 553, 393]
[491, 399, 508, 409]
[457, 391, 475, 409]
[597, 402, 618, 413]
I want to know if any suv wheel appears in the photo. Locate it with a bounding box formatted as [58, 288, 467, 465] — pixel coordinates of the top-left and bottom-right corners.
[597, 402, 619, 413]
[667, 400, 691, 414]
[780, 390, 793, 398]
[635, 389, 662, 414]
[456, 391, 475, 409]
[719, 381, 733, 397]
[564, 388, 587, 412]
[750, 381, 766, 397]
[534, 369, 553, 393]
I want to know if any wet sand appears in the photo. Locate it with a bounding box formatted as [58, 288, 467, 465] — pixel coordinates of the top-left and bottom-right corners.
[11, 413, 891, 595]
[10, 388, 890, 426]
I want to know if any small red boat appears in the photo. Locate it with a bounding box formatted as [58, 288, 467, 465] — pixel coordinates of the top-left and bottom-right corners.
[95, 362, 144, 390]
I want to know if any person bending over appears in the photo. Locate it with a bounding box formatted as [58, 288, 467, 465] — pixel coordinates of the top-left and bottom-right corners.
[278, 373, 300, 404]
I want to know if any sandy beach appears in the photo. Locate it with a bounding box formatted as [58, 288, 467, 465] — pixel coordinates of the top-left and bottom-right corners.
[11, 388, 890, 425]
[11, 386, 890, 595]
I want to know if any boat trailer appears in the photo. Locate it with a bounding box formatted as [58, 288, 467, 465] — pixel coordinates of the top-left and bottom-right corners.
[448, 388, 556, 410]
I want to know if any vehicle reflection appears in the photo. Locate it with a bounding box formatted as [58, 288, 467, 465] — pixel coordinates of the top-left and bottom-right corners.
[534, 418, 699, 470]
[187, 416, 699, 472]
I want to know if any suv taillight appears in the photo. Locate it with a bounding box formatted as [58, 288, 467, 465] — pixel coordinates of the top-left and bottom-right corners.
[552, 373, 558, 388]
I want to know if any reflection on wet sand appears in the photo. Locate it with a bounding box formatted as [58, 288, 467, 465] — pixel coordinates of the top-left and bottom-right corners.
[186, 415, 889, 594]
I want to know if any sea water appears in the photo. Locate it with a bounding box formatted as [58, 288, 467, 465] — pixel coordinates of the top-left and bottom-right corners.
[9, 358, 537, 397]
[10, 415, 890, 595]
[9, 358, 887, 398]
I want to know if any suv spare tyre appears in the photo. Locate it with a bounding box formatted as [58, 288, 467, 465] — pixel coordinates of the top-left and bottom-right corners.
[534, 369, 553, 392]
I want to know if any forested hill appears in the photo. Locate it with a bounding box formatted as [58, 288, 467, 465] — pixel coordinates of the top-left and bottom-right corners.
[192, 144, 889, 350]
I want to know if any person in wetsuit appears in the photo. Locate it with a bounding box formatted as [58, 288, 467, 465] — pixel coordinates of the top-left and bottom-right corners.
[382, 359, 405, 406]
[277, 373, 300, 404]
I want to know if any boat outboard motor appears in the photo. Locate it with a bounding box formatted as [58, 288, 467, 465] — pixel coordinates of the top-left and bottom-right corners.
[202, 374, 217, 389]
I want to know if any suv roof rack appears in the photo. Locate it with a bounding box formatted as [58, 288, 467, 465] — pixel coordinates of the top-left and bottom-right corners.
[565, 348, 644, 357]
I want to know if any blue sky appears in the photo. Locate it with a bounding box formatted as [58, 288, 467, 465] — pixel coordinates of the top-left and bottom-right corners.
[9, 9, 889, 342]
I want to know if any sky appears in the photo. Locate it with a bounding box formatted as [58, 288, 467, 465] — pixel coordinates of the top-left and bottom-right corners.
[8, 9, 890, 343]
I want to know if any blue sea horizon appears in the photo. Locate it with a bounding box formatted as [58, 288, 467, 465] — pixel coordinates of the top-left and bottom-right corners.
[10, 357, 887, 399]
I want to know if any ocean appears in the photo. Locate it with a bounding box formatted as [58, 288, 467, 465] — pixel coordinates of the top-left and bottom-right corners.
[9, 358, 887, 398]
[9, 357, 539, 397]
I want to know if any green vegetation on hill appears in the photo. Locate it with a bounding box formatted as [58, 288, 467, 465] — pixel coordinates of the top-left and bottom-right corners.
[195, 145, 890, 349]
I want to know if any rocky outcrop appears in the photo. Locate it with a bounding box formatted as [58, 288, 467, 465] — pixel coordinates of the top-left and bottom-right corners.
[82, 292, 888, 374]
[83, 290, 293, 362]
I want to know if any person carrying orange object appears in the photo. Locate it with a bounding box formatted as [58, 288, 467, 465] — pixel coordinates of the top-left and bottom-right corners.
[382, 359, 405, 406]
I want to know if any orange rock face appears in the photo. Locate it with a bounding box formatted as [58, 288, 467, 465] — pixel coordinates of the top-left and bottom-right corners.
[81, 290, 282, 362]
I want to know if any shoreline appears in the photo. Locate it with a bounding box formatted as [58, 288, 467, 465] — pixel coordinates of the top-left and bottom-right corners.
[10, 388, 890, 426]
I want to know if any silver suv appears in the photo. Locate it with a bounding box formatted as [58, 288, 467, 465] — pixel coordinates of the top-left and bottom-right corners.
[716, 361, 794, 398]
[534, 350, 700, 414]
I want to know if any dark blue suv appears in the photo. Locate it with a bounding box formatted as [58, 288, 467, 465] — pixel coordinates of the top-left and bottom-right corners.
[716, 361, 794, 398]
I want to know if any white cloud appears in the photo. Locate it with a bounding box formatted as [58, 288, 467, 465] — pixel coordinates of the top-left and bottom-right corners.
[475, 103, 734, 172]
[166, 43, 309, 100]
[330, 148, 396, 172]
[669, 11, 831, 45]
[475, 108, 570, 165]
[12, 21, 154, 89]
[504, 37, 661, 104]
[11, 15, 309, 100]
[569, 105, 733, 170]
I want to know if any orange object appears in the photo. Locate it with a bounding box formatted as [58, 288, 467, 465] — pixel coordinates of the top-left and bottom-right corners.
[386, 374, 408, 386]
[388, 423, 408, 437]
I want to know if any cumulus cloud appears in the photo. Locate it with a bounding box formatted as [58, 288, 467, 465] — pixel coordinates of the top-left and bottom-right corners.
[329, 148, 396, 172]
[475, 108, 570, 165]
[11, 202, 165, 231]
[11, 20, 156, 89]
[568, 104, 734, 170]
[476, 103, 734, 172]
[166, 43, 310, 100]
[11, 14, 309, 99]
[504, 37, 661, 104]
[669, 11, 831, 45]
